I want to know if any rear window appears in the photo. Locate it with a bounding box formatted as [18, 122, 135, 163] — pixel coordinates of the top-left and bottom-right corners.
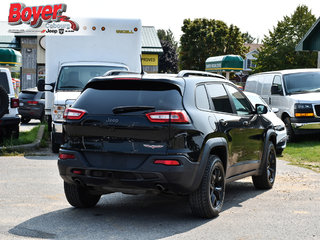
[19, 92, 37, 99]
[0, 72, 9, 93]
[73, 81, 183, 114]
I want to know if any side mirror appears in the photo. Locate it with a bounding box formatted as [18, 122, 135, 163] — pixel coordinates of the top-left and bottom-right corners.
[256, 104, 268, 115]
[37, 80, 55, 92]
[271, 85, 282, 95]
[37, 79, 45, 91]
[272, 108, 279, 113]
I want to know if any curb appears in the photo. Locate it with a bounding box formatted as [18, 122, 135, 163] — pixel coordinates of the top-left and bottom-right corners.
[0, 125, 45, 151]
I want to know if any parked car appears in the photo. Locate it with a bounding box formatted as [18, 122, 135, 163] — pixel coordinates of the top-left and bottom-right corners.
[244, 91, 287, 155]
[245, 69, 320, 141]
[18, 88, 45, 123]
[0, 68, 20, 140]
[58, 70, 277, 218]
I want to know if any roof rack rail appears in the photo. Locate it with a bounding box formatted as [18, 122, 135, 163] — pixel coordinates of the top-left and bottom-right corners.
[177, 70, 225, 79]
[103, 70, 144, 76]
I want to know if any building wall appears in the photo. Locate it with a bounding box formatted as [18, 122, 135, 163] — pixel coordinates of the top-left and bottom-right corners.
[21, 37, 37, 90]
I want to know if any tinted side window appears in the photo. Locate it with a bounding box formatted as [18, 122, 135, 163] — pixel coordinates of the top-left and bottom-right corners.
[225, 84, 252, 115]
[0, 72, 9, 93]
[206, 84, 233, 114]
[272, 75, 283, 93]
[195, 85, 210, 110]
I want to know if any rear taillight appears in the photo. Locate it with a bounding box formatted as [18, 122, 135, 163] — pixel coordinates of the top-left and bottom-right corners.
[154, 160, 180, 166]
[63, 108, 87, 120]
[146, 110, 189, 123]
[11, 98, 19, 108]
[27, 100, 39, 105]
[59, 153, 75, 159]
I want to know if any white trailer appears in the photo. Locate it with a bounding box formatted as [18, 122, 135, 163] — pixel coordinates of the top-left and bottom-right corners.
[40, 18, 142, 152]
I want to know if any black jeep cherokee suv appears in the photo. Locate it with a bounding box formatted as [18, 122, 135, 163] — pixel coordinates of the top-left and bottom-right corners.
[58, 70, 277, 218]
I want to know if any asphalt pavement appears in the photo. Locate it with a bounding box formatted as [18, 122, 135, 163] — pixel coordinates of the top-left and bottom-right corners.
[0, 155, 319, 240]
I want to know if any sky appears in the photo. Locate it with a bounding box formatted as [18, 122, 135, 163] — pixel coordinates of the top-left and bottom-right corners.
[1, 0, 320, 42]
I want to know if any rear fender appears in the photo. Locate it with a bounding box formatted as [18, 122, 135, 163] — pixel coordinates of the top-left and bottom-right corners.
[191, 137, 228, 192]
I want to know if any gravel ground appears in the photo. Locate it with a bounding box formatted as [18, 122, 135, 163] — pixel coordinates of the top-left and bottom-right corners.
[0, 156, 319, 240]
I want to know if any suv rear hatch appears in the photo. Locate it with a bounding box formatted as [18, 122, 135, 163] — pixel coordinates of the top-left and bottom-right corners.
[64, 78, 186, 167]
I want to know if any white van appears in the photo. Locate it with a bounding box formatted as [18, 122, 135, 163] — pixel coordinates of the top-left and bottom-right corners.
[245, 69, 320, 141]
[38, 18, 142, 152]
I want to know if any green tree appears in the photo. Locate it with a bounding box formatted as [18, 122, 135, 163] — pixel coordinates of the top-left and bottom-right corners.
[254, 5, 317, 73]
[157, 29, 178, 49]
[157, 29, 178, 73]
[242, 32, 256, 44]
[179, 18, 247, 71]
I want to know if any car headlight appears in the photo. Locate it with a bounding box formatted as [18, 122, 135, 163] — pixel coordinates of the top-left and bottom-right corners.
[274, 125, 285, 131]
[294, 103, 314, 117]
[53, 104, 66, 121]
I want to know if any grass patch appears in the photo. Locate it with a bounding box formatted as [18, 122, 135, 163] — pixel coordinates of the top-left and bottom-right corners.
[282, 139, 320, 173]
[2, 125, 40, 147]
[40, 124, 49, 148]
[1, 124, 50, 156]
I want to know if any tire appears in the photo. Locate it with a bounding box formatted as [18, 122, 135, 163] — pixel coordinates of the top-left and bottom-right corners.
[189, 155, 225, 218]
[64, 182, 101, 208]
[0, 86, 9, 119]
[47, 115, 52, 132]
[252, 141, 276, 189]
[284, 117, 295, 142]
[11, 124, 19, 139]
[51, 132, 60, 153]
[21, 117, 31, 124]
[40, 112, 45, 123]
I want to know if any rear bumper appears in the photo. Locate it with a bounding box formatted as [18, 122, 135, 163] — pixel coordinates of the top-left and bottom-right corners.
[58, 148, 201, 195]
[18, 107, 43, 119]
[0, 116, 20, 127]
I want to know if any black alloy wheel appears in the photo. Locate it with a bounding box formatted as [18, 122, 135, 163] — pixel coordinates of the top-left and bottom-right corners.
[252, 141, 276, 189]
[209, 164, 225, 210]
[189, 155, 225, 218]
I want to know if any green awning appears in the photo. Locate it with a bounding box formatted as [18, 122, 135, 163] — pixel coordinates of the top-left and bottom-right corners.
[0, 48, 22, 66]
[205, 55, 243, 72]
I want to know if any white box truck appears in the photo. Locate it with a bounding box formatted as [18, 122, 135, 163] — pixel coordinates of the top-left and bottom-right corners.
[38, 18, 142, 152]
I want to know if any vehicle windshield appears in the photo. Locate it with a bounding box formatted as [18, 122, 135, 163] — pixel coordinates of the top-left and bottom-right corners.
[56, 66, 127, 91]
[284, 72, 320, 95]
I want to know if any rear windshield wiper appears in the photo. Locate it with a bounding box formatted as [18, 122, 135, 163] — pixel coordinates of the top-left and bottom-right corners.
[112, 106, 155, 114]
